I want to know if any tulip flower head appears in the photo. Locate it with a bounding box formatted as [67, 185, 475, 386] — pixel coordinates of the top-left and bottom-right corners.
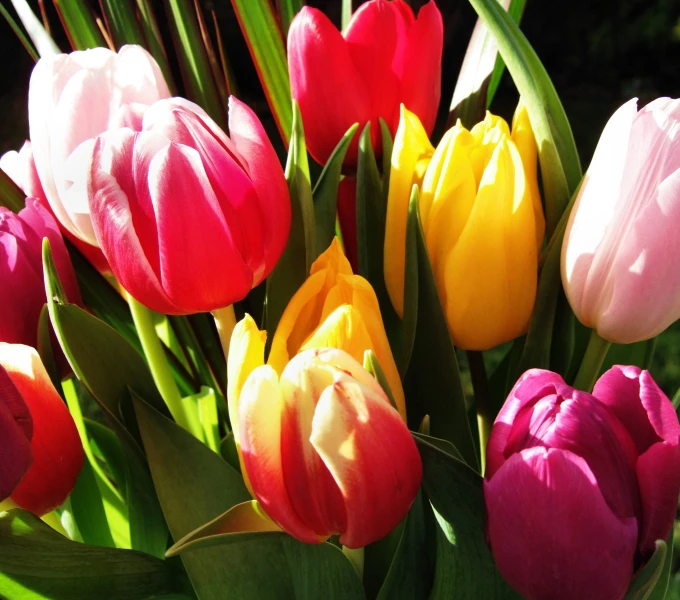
[385, 104, 544, 350]
[0, 141, 46, 203]
[0, 343, 84, 515]
[29, 45, 171, 245]
[231, 345, 421, 548]
[484, 367, 680, 600]
[562, 97, 680, 343]
[87, 96, 290, 315]
[288, 0, 443, 167]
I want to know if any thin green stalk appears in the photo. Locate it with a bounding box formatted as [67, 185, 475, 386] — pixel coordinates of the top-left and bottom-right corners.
[467, 350, 492, 475]
[572, 329, 611, 392]
[213, 304, 237, 363]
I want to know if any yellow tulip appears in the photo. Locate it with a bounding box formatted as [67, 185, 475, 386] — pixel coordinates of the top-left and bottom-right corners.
[384, 104, 545, 351]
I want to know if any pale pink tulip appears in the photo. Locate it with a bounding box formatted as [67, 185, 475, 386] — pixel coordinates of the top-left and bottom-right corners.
[0, 141, 46, 203]
[28, 45, 170, 245]
[561, 97, 680, 343]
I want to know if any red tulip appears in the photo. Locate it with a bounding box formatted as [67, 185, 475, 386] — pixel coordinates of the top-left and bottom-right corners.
[88, 96, 290, 315]
[288, 0, 443, 167]
[0, 343, 84, 515]
[0, 198, 82, 350]
[484, 368, 680, 600]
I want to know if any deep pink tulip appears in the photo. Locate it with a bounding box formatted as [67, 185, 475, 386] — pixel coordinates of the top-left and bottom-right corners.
[484, 367, 680, 600]
[288, 0, 443, 167]
[0, 198, 82, 349]
[562, 97, 680, 343]
[29, 45, 170, 246]
[88, 97, 290, 315]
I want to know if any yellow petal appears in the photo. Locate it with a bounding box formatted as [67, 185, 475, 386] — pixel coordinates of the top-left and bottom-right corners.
[311, 237, 353, 277]
[384, 105, 435, 317]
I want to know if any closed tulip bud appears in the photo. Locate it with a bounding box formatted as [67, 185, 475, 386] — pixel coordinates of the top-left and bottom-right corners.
[0, 198, 82, 351]
[29, 45, 170, 245]
[561, 98, 680, 343]
[268, 238, 405, 419]
[385, 105, 544, 350]
[288, 0, 443, 167]
[484, 367, 680, 600]
[87, 96, 290, 315]
[234, 347, 421, 548]
[0, 343, 84, 515]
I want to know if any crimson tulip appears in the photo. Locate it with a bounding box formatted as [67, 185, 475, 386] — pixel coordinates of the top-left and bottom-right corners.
[87, 96, 290, 315]
[288, 0, 443, 167]
[484, 367, 680, 600]
[0, 343, 84, 515]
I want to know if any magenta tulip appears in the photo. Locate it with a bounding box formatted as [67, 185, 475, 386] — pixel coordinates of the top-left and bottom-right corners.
[288, 0, 443, 167]
[88, 96, 290, 315]
[484, 367, 680, 600]
[0, 198, 82, 349]
[562, 97, 680, 343]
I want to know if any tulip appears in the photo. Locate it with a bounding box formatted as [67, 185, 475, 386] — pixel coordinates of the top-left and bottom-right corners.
[29, 45, 170, 245]
[561, 97, 680, 344]
[288, 0, 443, 167]
[267, 238, 405, 419]
[0, 198, 82, 349]
[484, 367, 680, 600]
[232, 345, 421, 548]
[0, 343, 84, 515]
[87, 96, 290, 315]
[384, 104, 544, 350]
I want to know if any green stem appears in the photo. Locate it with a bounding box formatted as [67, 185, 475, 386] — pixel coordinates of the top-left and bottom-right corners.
[213, 305, 237, 363]
[572, 329, 611, 392]
[467, 350, 492, 475]
[128, 296, 193, 433]
[342, 545, 364, 579]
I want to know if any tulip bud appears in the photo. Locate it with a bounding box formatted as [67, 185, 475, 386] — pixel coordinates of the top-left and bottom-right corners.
[87, 96, 291, 315]
[236, 347, 421, 548]
[28, 45, 170, 245]
[0, 343, 84, 515]
[0, 198, 82, 351]
[484, 367, 680, 600]
[561, 97, 680, 343]
[288, 0, 443, 167]
[385, 105, 544, 350]
[268, 238, 405, 419]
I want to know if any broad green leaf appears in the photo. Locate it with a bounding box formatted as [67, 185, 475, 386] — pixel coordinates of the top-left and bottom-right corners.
[1, 3, 38, 60]
[398, 186, 419, 376]
[363, 349, 397, 412]
[416, 438, 518, 599]
[100, 0, 145, 47]
[467, 0, 581, 237]
[277, 0, 303, 36]
[0, 509, 190, 600]
[134, 0, 176, 92]
[624, 540, 667, 600]
[53, 0, 107, 50]
[165, 0, 227, 129]
[9, 0, 59, 56]
[0, 167, 25, 212]
[404, 198, 478, 469]
[230, 0, 292, 142]
[266, 101, 314, 343]
[313, 123, 359, 258]
[187, 313, 226, 388]
[196, 386, 220, 452]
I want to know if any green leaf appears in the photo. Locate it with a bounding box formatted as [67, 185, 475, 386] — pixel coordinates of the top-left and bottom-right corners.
[36, 305, 60, 390]
[230, 0, 292, 142]
[53, 0, 107, 50]
[624, 540, 668, 600]
[1, 3, 38, 61]
[8, 0, 60, 57]
[313, 123, 359, 258]
[165, 0, 227, 129]
[486, 0, 526, 106]
[398, 185, 419, 376]
[416, 438, 518, 599]
[195, 386, 220, 453]
[467, 0, 582, 237]
[404, 197, 478, 469]
[100, 0, 145, 47]
[0, 167, 25, 212]
[277, 0, 303, 36]
[0, 509, 190, 600]
[363, 350, 397, 412]
[645, 528, 674, 600]
[266, 101, 315, 343]
[134, 0, 176, 93]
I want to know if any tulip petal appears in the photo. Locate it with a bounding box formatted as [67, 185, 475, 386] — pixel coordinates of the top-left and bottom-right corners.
[288, 7, 370, 166]
[0, 343, 83, 515]
[238, 365, 322, 544]
[485, 447, 637, 600]
[310, 374, 422, 548]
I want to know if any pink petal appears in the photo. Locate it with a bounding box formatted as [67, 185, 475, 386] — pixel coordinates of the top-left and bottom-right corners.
[485, 447, 637, 600]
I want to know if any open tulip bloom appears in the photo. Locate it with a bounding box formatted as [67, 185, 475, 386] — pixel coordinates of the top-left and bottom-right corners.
[0, 1, 679, 599]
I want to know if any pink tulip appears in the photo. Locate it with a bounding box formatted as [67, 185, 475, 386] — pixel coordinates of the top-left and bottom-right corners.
[88, 97, 290, 315]
[0, 343, 84, 515]
[561, 97, 680, 343]
[288, 0, 443, 168]
[484, 367, 680, 600]
[28, 45, 170, 246]
[0, 198, 82, 349]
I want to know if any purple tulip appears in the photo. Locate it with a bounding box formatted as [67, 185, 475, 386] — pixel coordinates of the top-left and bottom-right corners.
[484, 367, 680, 600]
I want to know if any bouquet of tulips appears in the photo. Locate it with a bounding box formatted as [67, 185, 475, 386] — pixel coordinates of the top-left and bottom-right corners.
[1, 0, 679, 599]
